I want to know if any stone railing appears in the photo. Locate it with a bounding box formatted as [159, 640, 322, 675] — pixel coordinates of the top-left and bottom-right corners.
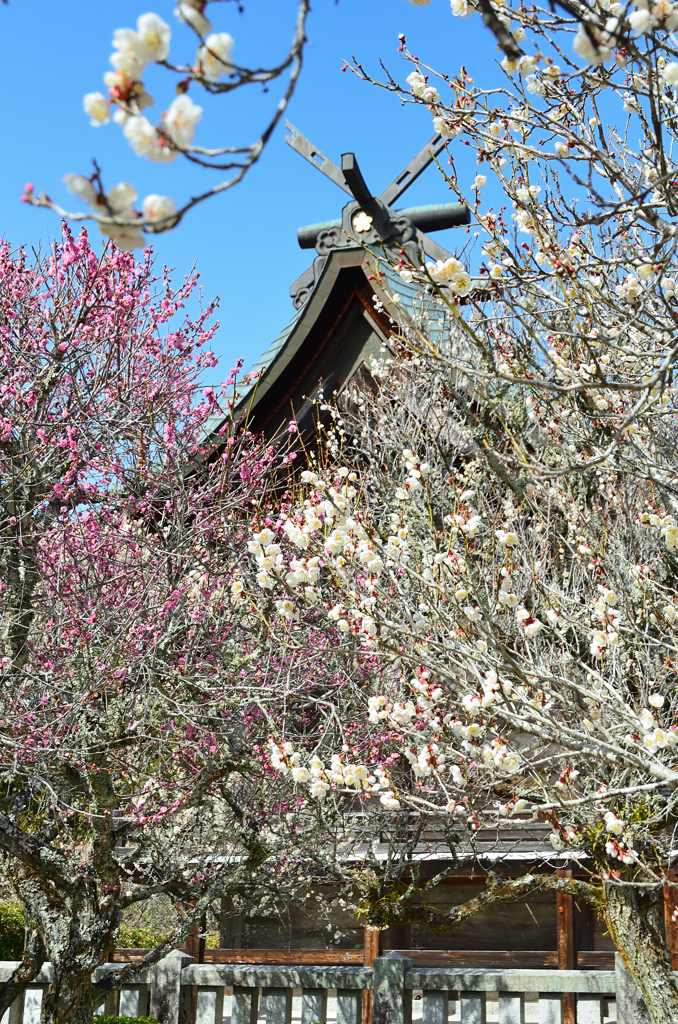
[0, 950, 652, 1024]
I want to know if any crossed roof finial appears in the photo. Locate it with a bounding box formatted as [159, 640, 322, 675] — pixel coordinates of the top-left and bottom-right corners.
[284, 123, 470, 307]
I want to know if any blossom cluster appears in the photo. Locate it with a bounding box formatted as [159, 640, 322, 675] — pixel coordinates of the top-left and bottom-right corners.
[63, 175, 175, 251]
[60, 6, 238, 248]
[400, 256, 473, 298]
[266, 738, 400, 808]
[639, 510, 678, 550]
[83, 8, 234, 155]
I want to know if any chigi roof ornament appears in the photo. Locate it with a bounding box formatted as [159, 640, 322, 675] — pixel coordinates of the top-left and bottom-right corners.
[285, 123, 471, 308]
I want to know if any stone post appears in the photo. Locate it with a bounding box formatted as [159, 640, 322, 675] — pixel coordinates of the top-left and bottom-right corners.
[615, 953, 651, 1024]
[150, 950, 194, 1024]
[371, 951, 412, 1024]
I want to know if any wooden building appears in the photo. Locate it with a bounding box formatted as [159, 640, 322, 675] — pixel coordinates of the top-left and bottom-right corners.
[196, 128, 678, 1000]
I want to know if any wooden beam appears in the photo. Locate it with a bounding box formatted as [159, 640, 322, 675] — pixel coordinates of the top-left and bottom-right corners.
[664, 867, 678, 970]
[576, 951, 614, 969]
[341, 154, 374, 208]
[363, 927, 381, 967]
[285, 121, 352, 197]
[556, 868, 575, 1024]
[111, 946, 616, 969]
[203, 949, 364, 965]
[185, 916, 206, 964]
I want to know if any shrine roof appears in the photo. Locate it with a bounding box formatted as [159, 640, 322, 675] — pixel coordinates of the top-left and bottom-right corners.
[200, 247, 453, 444]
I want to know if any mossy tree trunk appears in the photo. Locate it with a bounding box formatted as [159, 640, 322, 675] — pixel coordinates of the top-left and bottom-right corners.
[598, 883, 678, 1024]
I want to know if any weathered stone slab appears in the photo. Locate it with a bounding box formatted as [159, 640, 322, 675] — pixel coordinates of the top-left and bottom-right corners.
[181, 964, 371, 990]
[372, 952, 412, 1024]
[150, 950, 194, 1024]
[406, 968, 615, 993]
[301, 987, 327, 1024]
[614, 954, 651, 1024]
[459, 991, 486, 1024]
[537, 994, 562, 1024]
[232, 984, 259, 1024]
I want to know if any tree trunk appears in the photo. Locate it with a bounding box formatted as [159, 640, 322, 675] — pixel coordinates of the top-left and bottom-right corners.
[8, 867, 119, 1024]
[41, 970, 100, 1024]
[602, 881, 678, 1024]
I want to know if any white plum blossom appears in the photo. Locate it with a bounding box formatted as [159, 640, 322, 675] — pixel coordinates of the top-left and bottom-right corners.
[420, 85, 441, 105]
[108, 182, 138, 213]
[524, 619, 544, 638]
[640, 707, 655, 731]
[104, 182, 146, 250]
[526, 74, 546, 96]
[426, 257, 473, 296]
[110, 13, 171, 82]
[198, 32, 235, 81]
[141, 194, 177, 222]
[433, 116, 462, 140]
[616, 274, 643, 300]
[573, 22, 613, 64]
[63, 173, 98, 207]
[124, 115, 176, 162]
[63, 175, 146, 250]
[83, 92, 111, 126]
[628, 7, 654, 32]
[407, 71, 428, 98]
[110, 28, 148, 81]
[164, 94, 202, 148]
[135, 13, 172, 62]
[604, 811, 625, 835]
[518, 55, 538, 76]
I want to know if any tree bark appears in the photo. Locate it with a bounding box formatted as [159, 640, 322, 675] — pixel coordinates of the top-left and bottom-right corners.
[9, 867, 120, 1024]
[0, 930, 45, 1017]
[41, 971, 102, 1024]
[602, 882, 678, 1024]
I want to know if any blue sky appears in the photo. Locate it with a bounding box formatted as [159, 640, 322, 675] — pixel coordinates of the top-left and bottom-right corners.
[0, 0, 493, 380]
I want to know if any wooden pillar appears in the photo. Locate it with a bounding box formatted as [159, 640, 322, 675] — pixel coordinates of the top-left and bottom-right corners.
[185, 914, 206, 963]
[556, 868, 575, 1024]
[664, 867, 678, 969]
[362, 926, 381, 1024]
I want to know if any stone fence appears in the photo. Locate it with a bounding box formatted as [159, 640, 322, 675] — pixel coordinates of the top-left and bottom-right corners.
[0, 950, 654, 1024]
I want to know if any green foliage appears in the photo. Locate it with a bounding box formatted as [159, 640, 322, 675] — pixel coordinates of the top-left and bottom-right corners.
[96, 1017, 158, 1024]
[0, 901, 24, 960]
[116, 924, 168, 949]
[116, 924, 220, 950]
